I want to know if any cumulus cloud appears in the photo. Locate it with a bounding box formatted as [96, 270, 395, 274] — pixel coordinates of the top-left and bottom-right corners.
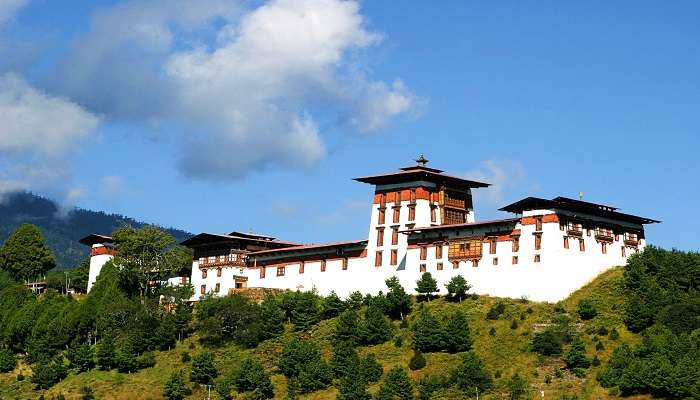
[0, 72, 100, 197]
[49, 0, 419, 180]
[464, 160, 537, 211]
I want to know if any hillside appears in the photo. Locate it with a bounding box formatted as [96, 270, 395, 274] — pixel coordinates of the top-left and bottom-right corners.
[0, 267, 648, 400]
[0, 191, 191, 268]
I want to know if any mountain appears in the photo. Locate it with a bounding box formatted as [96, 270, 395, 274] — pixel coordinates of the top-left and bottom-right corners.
[0, 191, 192, 268]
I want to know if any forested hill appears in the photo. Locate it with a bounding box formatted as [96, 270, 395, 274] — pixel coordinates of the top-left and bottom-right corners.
[0, 191, 192, 268]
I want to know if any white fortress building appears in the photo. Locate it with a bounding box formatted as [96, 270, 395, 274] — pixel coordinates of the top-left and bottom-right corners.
[82, 156, 659, 302]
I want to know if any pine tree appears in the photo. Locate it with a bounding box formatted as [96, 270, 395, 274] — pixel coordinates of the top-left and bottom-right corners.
[415, 272, 438, 300]
[164, 370, 187, 400]
[322, 291, 346, 318]
[444, 311, 472, 353]
[361, 304, 392, 345]
[563, 336, 590, 370]
[506, 373, 528, 400]
[451, 352, 492, 394]
[412, 309, 445, 353]
[231, 358, 274, 399]
[259, 296, 285, 340]
[292, 292, 321, 331]
[96, 335, 116, 370]
[190, 351, 218, 384]
[408, 351, 426, 370]
[445, 275, 471, 302]
[0, 224, 56, 282]
[331, 341, 360, 378]
[337, 359, 371, 400]
[115, 343, 137, 373]
[359, 353, 383, 383]
[385, 277, 412, 320]
[335, 309, 361, 345]
[377, 367, 413, 400]
[68, 342, 94, 372]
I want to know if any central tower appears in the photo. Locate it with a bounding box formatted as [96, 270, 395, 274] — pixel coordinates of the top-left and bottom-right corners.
[354, 155, 490, 270]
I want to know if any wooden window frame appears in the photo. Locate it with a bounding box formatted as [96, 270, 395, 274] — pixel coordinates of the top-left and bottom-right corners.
[217, 267, 222, 277]
[200, 285, 206, 294]
[601, 242, 607, 254]
[512, 237, 520, 252]
[512, 256, 518, 265]
[376, 227, 384, 247]
[492, 257, 498, 266]
[419, 263, 426, 272]
[534, 254, 541, 263]
[299, 262, 305, 274]
[472, 260, 478, 268]
[320, 259, 327, 272]
[378, 208, 385, 225]
[535, 217, 543, 231]
[276, 266, 285, 277]
[260, 267, 266, 279]
[214, 283, 220, 293]
[579, 239, 585, 252]
[621, 246, 626, 257]
[435, 245, 443, 259]
[202, 269, 207, 279]
[375, 251, 382, 267]
[393, 207, 400, 224]
[564, 236, 569, 249]
[390, 250, 398, 266]
[430, 206, 437, 223]
[391, 226, 399, 246]
[534, 233, 542, 250]
[437, 262, 443, 271]
[342, 258, 348, 270]
[489, 238, 497, 254]
[420, 246, 427, 260]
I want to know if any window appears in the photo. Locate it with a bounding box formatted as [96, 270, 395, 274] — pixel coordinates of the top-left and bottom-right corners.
[376, 227, 384, 247]
[199, 257, 206, 265]
[472, 260, 479, 268]
[621, 246, 626, 257]
[408, 206, 415, 221]
[378, 208, 385, 225]
[534, 254, 541, 263]
[625, 232, 638, 242]
[260, 267, 266, 279]
[493, 257, 498, 266]
[535, 217, 543, 231]
[375, 251, 382, 267]
[277, 266, 285, 276]
[460, 243, 470, 252]
[420, 246, 427, 260]
[596, 227, 614, 239]
[202, 269, 207, 279]
[560, 222, 565, 231]
[299, 262, 305, 274]
[214, 283, 220, 293]
[587, 228, 591, 237]
[437, 262, 443, 271]
[390, 250, 398, 265]
[512, 237, 520, 252]
[380, 193, 386, 207]
[444, 208, 466, 225]
[430, 206, 437, 223]
[512, 256, 518, 265]
[579, 239, 585, 252]
[601, 242, 607, 254]
[534, 234, 542, 250]
[217, 268, 222, 277]
[393, 207, 400, 223]
[200, 285, 206, 294]
[435, 245, 443, 259]
[342, 258, 348, 270]
[489, 239, 496, 254]
[420, 264, 426, 272]
[320, 260, 327, 272]
[395, 191, 402, 204]
[410, 189, 416, 204]
[391, 227, 399, 245]
[564, 236, 569, 249]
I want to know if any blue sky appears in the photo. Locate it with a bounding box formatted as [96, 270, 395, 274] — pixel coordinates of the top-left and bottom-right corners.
[0, 0, 698, 250]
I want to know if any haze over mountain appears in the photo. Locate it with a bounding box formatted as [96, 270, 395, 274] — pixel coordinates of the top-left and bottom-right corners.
[0, 192, 191, 269]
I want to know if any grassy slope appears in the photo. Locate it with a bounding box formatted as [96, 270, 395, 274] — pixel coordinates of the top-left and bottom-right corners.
[0, 267, 651, 400]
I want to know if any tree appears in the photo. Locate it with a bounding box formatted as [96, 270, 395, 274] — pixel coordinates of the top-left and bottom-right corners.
[409, 351, 426, 370]
[0, 347, 17, 372]
[0, 224, 56, 282]
[445, 275, 471, 302]
[444, 311, 472, 353]
[359, 353, 383, 383]
[347, 291, 365, 309]
[331, 341, 360, 378]
[291, 291, 321, 331]
[30, 356, 68, 389]
[111, 226, 192, 298]
[115, 343, 138, 373]
[231, 358, 274, 399]
[190, 351, 218, 384]
[361, 304, 392, 345]
[164, 370, 187, 400]
[563, 336, 590, 370]
[577, 299, 598, 320]
[259, 295, 285, 341]
[70, 258, 90, 293]
[385, 277, 412, 320]
[415, 272, 438, 300]
[96, 335, 116, 370]
[279, 340, 323, 379]
[322, 291, 345, 318]
[377, 366, 413, 400]
[451, 352, 492, 395]
[531, 329, 563, 356]
[337, 359, 371, 400]
[68, 342, 94, 372]
[506, 373, 528, 400]
[412, 309, 445, 353]
[335, 309, 361, 345]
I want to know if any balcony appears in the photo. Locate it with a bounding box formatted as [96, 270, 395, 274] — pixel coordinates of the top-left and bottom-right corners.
[444, 197, 466, 209]
[624, 239, 639, 247]
[595, 233, 614, 242]
[199, 254, 247, 268]
[566, 229, 583, 237]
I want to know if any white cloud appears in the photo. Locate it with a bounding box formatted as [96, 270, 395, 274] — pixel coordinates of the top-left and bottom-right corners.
[48, 0, 418, 180]
[0, 0, 28, 27]
[464, 160, 535, 211]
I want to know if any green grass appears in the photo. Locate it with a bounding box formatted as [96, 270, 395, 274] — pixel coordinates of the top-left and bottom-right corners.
[0, 267, 653, 400]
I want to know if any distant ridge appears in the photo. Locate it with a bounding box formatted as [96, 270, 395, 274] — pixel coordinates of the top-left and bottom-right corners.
[0, 191, 192, 268]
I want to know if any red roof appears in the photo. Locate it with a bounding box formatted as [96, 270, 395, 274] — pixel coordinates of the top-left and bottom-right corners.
[249, 240, 367, 256]
[353, 165, 489, 189]
[402, 218, 520, 233]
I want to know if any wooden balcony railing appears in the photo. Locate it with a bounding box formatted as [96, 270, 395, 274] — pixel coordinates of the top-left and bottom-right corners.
[444, 197, 466, 209]
[624, 239, 639, 247]
[566, 229, 583, 237]
[595, 233, 614, 242]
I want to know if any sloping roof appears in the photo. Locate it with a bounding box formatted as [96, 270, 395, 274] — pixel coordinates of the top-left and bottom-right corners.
[78, 234, 114, 246]
[227, 231, 277, 241]
[499, 196, 660, 225]
[249, 240, 368, 256]
[180, 232, 298, 248]
[354, 165, 490, 189]
[402, 218, 521, 234]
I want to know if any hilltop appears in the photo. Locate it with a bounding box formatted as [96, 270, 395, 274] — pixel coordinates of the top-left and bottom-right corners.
[0, 192, 191, 268]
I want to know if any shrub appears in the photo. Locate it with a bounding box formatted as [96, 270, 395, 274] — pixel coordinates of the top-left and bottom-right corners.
[591, 355, 601, 366]
[595, 341, 604, 351]
[0, 347, 17, 372]
[394, 336, 403, 347]
[164, 370, 187, 400]
[445, 275, 471, 302]
[609, 328, 619, 340]
[360, 353, 383, 382]
[596, 326, 609, 336]
[190, 352, 218, 384]
[488, 327, 496, 336]
[230, 358, 274, 399]
[531, 329, 563, 356]
[486, 303, 506, 320]
[563, 336, 590, 370]
[577, 299, 598, 320]
[451, 352, 492, 394]
[409, 351, 426, 370]
[377, 367, 413, 400]
[181, 352, 190, 362]
[510, 319, 519, 330]
[506, 373, 528, 400]
[80, 386, 95, 400]
[137, 352, 156, 369]
[31, 357, 68, 389]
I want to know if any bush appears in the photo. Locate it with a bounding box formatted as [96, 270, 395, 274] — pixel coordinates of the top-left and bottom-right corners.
[595, 341, 604, 351]
[451, 352, 492, 394]
[445, 275, 471, 302]
[0, 347, 17, 372]
[67, 343, 94, 373]
[137, 352, 156, 369]
[510, 319, 519, 330]
[80, 385, 95, 400]
[230, 358, 274, 399]
[181, 351, 190, 362]
[609, 328, 619, 340]
[377, 367, 413, 400]
[591, 355, 601, 367]
[409, 351, 426, 370]
[596, 326, 609, 336]
[164, 370, 187, 400]
[506, 373, 528, 400]
[486, 303, 506, 320]
[577, 299, 598, 320]
[31, 357, 68, 389]
[417, 375, 447, 400]
[531, 329, 563, 356]
[488, 327, 496, 336]
[190, 352, 218, 384]
[394, 336, 403, 347]
[563, 336, 590, 370]
[360, 354, 383, 382]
